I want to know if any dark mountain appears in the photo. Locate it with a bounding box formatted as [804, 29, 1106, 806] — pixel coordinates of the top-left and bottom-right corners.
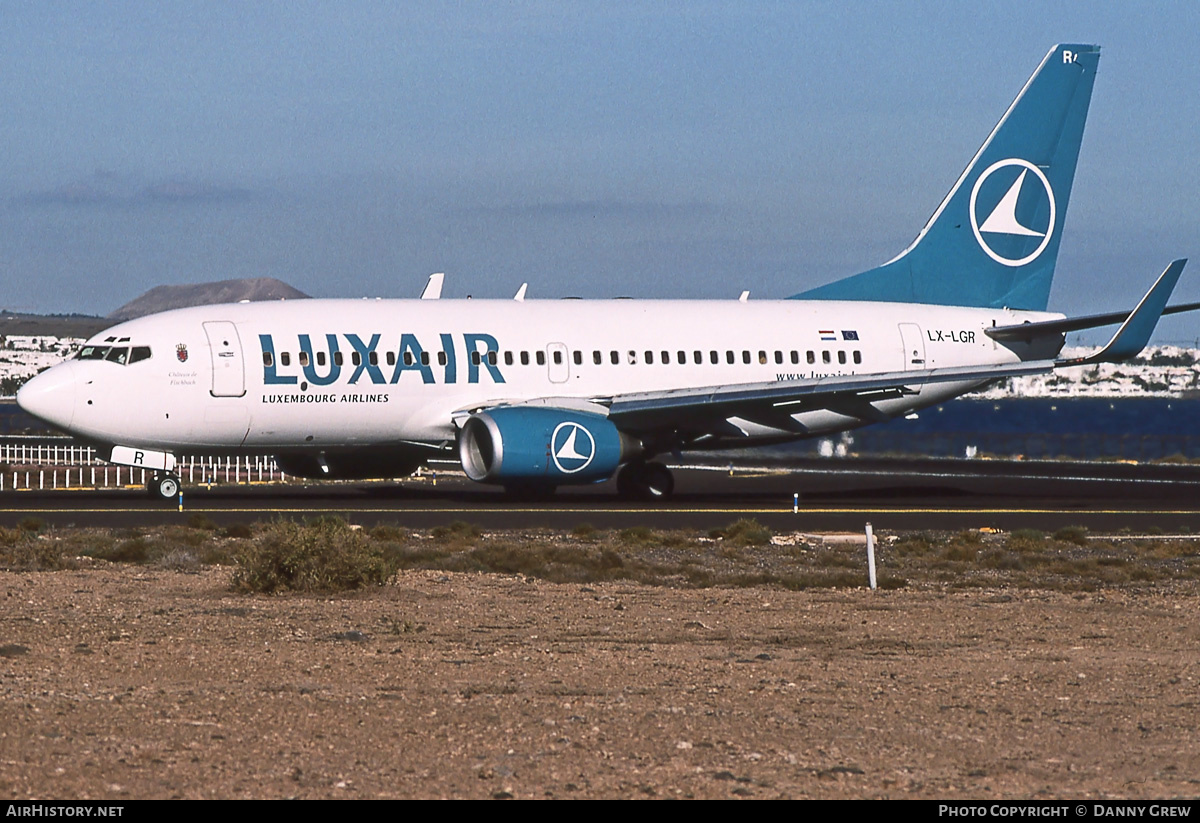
[108, 278, 310, 321]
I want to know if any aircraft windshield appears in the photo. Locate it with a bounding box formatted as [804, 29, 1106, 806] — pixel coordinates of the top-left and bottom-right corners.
[75, 345, 152, 364]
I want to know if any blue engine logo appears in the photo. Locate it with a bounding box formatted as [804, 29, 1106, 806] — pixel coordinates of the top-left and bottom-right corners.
[551, 421, 596, 474]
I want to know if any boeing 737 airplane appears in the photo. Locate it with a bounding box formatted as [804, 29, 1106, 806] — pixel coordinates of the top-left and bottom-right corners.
[16, 44, 1196, 501]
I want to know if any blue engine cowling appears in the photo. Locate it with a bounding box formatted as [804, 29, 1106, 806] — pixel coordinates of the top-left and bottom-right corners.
[458, 407, 635, 485]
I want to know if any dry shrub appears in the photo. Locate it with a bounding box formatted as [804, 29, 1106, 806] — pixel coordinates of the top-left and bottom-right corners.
[232, 518, 396, 593]
[0, 528, 76, 571]
[711, 518, 772, 546]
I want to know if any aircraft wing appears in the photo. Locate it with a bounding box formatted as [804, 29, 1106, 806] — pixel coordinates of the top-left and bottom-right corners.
[601, 261, 1188, 434]
[600, 360, 1053, 433]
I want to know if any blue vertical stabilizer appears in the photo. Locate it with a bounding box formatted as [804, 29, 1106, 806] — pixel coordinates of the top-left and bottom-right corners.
[793, 44, 1100, 310]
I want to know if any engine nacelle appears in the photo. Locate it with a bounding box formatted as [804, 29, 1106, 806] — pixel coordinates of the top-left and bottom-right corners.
[458, 407, 636, 485]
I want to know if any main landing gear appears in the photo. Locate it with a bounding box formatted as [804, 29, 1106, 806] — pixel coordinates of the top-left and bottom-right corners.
[616, 460, 674, 501]
[147, 473, 181, 501]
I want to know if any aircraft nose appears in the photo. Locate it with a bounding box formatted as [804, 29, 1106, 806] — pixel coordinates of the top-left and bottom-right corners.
[16, 362, 78, 431]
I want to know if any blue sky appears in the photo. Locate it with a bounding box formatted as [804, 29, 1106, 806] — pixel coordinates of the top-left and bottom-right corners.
[2, 1, 1198, 342]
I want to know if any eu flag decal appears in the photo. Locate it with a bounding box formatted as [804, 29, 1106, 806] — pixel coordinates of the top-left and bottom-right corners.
[841, 330, 860, 341]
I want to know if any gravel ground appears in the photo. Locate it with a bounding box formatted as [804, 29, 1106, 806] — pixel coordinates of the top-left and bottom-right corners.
[3, 557, 1200, 799]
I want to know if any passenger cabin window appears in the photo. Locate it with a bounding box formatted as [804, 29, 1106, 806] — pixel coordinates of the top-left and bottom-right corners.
[742, 351, 751, 364]
[471, 352, 481, 366]
[386, 352, 396, 366]
[334, 352, 344, 366]
[317, 352, 326, 367]
[262, 351, 273, 368]
[573, 351, 582, 366]
[552, 350, 562, 365]
[822, 351, 831, 364]
[710, 351, 718, 364]
[504, 351, 514, 366]
[807, 351, 815, 364]
[487, 351, 497, 366]
[438, 351, 447, 366]
[790, 351, 799, 364]
[536, 351, 545, 366]
[350, 352, 360, 366]
[404, 352, 414, 366]
[369, 352, 379, 366]
[521, 351, 530, 366]
[838, 351, 847, 365]
[421, 352, 430, 366]
[593, 351, 602, 365]
[726, 351, 734, 364]
[281, 352, 291, 367]
[645, 351, 654, 364]
[299, 352, 310, 367]
[610, 351, 619, 365]
[758, 351, 767, 365]
[774, 351, 783, 365]
[853, 350, 862, 364]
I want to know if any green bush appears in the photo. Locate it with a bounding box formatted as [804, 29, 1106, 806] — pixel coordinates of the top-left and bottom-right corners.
[232, 519, 397, 593]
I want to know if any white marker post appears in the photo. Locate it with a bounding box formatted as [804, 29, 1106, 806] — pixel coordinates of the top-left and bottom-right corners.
[866, 522, 877, 591]
[793, 493, 799, 514]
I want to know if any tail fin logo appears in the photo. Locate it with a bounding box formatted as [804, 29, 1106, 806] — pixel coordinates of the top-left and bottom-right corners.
[969, 158, 1056, 267]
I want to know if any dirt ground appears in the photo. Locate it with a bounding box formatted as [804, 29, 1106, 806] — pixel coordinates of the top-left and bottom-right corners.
[3, 559, 1200, 800]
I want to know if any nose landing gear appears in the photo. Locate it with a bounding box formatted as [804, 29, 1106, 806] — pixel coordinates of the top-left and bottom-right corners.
[147, 473, 181, 501]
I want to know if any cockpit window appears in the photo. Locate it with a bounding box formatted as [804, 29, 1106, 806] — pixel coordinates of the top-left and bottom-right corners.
[106, 347, 129, 365]
[77, 344, 150, 364]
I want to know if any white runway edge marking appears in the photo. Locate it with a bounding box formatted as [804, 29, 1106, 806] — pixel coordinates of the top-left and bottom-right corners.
[676, 463, 1200, 487]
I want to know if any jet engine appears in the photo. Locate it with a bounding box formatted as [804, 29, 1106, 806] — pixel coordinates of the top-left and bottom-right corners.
[458, 407, 638, 485]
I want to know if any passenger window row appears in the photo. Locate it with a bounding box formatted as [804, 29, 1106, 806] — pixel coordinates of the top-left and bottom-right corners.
[264, 348, 864, 368]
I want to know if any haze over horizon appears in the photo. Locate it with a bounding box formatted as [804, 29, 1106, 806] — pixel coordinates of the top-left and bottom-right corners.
[3, 2, 1198, 344]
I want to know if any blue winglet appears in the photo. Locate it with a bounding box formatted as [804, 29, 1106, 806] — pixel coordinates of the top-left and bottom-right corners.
[1061, 259, 1188, 365]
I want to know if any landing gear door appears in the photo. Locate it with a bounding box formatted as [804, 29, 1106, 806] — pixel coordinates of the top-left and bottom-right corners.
[204, 321, 246, 397]
[898, 323, 926, 370]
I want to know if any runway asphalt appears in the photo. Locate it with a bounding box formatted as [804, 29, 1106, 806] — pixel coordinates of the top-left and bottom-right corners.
[4, 457, 1200, 533]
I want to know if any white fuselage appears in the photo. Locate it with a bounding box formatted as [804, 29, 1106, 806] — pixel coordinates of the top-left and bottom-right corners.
[20, 297, 1062, 455]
